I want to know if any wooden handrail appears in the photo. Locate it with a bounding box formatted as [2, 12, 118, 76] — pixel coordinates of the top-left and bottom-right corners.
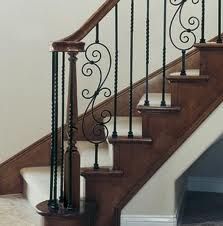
[51, 0, 119, 52]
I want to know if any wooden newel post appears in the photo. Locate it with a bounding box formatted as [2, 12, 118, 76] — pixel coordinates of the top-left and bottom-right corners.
[64, 52, 80, 210]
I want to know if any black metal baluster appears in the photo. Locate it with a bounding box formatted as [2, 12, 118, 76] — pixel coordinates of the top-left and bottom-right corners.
[217, 0, 222, 43]
[161, 0, 167, 106]
[112, 4, 119, 138]
[96, 24, 99, 44]
[144, 0, 150, 106]
[200, 0, 206, 43]
[49, 52, 56, 207]
[94, 144, 99, 170]
[181, 50, 186, 76]
[53, 52, 59, 208]
[59, 52, 65, 203]
[128, 0, 135, 138]
[48, 52, 59, 209]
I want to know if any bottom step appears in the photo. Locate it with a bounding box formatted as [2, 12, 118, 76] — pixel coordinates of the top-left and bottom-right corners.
[0, 194, 42, 226]
[180, 191, 223, 225]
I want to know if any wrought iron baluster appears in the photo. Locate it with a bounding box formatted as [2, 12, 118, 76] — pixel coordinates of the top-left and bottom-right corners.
[59, 52, 65, 203]
[112, 4, 119, 138]
[96, 24, 100, 44]
[161, 0, 167, 106]
[81, 25, 112, 170]
[128, 0, 135, 138]
[94, 144, 99, 170]
[169, 0, 200, 77]
[49, 52, 56, 208]
[144, 0, 150, 106]
[217, 0, 222, 43]
[181, 50, 186, 76]
[48, 52, 59, 210]
[200, 0, 206, 43]
[53, 52, 59, 208]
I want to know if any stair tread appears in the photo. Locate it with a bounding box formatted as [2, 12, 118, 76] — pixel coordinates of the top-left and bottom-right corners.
[21, 166, 86, 207]
[81, 167, 123, 177]
[137, 105, 181, 113]
[170, 69, 200, 77]
[109, 136, 152, 144]
[21, 141, 112, 207]
[195, 42, 223, 49]
[0, 194, 41, 226]
[106, 116, 142, 137]
[138, 93, 171, 107]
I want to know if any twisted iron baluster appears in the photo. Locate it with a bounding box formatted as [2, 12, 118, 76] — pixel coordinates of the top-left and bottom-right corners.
[200, 0, 206, 43]
[144, 0, 150, 106]
[59, 52, 65, 203]
[53, 52, 59, 208]
[128, 0, 134, 138]
[217, 0, 222, 43]
[112, 4, 119, 138]
[161, 0, 167, 106]
[49, 52, 56, 207]
[48, 52, 59, 210]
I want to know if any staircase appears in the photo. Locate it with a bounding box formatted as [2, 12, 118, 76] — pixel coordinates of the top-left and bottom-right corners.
[1, 0, 223, 226]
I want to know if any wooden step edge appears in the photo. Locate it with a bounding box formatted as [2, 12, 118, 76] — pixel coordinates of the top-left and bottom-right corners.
[166, 74, 209, 83]
[137, 105, 181, 113]
[194, 42, 223, 49]
[108, 136, 152, 144]
[81, 167, 124, 178]
[36, 199, 91, 217]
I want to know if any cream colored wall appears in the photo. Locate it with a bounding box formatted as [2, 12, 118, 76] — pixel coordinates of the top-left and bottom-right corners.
[0, 0, 104, 163]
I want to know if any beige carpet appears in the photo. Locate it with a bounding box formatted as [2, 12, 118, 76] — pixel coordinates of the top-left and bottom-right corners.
[0, 194, 42, 226]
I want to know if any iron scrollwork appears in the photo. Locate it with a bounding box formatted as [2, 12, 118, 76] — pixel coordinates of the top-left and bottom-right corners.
[169, 0, 200, 51]
[81, 42, 112, 145]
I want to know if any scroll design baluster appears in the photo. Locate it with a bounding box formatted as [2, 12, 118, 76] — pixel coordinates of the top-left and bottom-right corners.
[169, 0, 200, 75]
[81, 40, 112, 169]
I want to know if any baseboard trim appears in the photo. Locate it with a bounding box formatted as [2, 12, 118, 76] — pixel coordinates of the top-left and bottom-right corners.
[121, 215, 177, 226]
[188, 176, 223, 193]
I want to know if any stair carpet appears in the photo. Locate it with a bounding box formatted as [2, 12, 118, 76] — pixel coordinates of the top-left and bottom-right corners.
[0, 69, 212, 226]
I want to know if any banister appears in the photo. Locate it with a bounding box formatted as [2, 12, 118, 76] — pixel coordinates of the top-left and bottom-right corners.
[51, 0, 119, 52]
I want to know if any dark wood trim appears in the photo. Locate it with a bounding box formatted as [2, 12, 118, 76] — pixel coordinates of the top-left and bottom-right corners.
[166, 75, 209, 83]
[51, 0, 119, 52]
[50, 41, 85, 53]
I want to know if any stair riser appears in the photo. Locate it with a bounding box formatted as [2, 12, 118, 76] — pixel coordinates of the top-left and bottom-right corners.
[170, 82, 208, 106]
[83, 143, 156, 226]
[199, 48, 223, 75]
